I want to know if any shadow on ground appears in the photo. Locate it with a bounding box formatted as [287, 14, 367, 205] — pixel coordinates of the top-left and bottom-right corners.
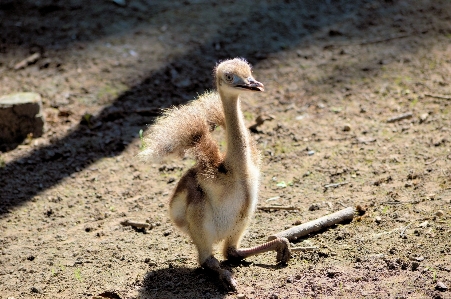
[139, 266, 227, 299]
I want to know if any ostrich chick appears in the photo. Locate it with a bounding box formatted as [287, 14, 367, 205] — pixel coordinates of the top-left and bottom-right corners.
[138, 58, 290, 291]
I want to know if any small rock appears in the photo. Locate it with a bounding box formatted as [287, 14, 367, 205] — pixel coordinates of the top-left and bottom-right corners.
[308, 203, 321, 211]
[237, 294, 246, 299]
[30, 287, 41, 293]
[343, 124, 351, 132]
[411, 261, 420, 271]
[144, 258, 156, 266]
[163, 230, 171, 237]
[436, 281, 447, 291]
[269, 294, 279, 299]
[0, 92, 45, 145]
[415, 256, 424, 262]
[418, 221, 429, 228]
[307, 150, 315, 156]
[435, 210, 444, 217]
[375, 216, 382, 224]
[419, 113, 429, 123]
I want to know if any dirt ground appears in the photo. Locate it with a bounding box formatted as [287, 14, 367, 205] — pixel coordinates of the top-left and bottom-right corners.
[1, 1, 451, 298]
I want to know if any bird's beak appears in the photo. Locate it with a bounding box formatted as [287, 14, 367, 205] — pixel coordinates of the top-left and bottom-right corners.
[236, 77, 265, 92]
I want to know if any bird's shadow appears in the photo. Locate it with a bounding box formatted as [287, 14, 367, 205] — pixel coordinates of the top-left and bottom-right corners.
[139, 266, 227, 299]
[139, 258, 287, 298]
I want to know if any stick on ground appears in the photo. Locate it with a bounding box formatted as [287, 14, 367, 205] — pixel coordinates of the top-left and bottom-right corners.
[268, 206, 355, 241]
[257, 205, 298, 211]
[386, 112, 413, 123]
[120, 219, 151, 229]
[424, 93, 451, 100]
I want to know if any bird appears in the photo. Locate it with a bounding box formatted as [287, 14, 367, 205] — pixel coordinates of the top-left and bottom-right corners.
[138, 58, 290, 291]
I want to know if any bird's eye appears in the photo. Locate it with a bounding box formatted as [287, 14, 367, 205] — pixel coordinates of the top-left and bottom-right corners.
[224, 74, 233, 82]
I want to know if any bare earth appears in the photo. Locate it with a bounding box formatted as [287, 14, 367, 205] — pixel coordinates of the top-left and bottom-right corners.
[1, 1, 450, 298]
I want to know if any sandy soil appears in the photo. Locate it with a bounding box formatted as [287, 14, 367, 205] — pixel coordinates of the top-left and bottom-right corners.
[1, 1, 450, 298]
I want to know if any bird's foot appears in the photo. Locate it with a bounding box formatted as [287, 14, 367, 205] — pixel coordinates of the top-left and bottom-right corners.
[202, 255, 238, 292]
[275, 237, 291, 264]
[218, 269, 237, 292]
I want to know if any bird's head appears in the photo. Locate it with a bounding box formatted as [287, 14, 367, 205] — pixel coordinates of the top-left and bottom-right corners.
[214, 58, 264, 96]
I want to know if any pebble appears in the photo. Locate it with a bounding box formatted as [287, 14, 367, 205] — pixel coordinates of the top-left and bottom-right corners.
[308, 203, 321, 211]
[411, 261, 420, 271]
[418, 221, 429, 228]
[415, 256, 424, 262]
[435, 210, 444, 217]
[343, 124, 351, 131]
[307, 150, 315, 156]
[237, 294, 246, 299]
[375, 216, 382, 224]
[436, 281, 447, 291]
[419, 113, 429, 123]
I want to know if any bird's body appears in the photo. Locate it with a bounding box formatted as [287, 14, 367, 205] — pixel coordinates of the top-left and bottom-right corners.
[139, 58, 289, 290]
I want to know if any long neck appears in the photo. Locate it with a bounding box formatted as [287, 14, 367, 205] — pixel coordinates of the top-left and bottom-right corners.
[220, 90, 252, 175]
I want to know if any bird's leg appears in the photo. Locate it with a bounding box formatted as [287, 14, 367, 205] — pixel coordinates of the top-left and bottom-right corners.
[190, 230, 237, 291]
[225, 237, 291, 264]
[201, 255, 237, 291]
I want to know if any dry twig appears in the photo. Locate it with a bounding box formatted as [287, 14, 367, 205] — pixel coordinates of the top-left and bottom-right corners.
[268, 206, 355, 241]
[14, 53, 41, 70]
[324, 181, 349, 189]
[424, 93, 451, 100]
[425, 158, 437, 165]
[400, 222, 413, 238]
[257, 206, 298, 211]
[386, 112, 413, 123]
[120, 219, 150, 229]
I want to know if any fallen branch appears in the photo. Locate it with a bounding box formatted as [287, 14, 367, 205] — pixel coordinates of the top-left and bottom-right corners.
[268, 206, 355, 241]
[424, 93, 451, 100]
[257, 206, 298, 211]
[386, 112, 413, 123]
[120, 219, 150, 229]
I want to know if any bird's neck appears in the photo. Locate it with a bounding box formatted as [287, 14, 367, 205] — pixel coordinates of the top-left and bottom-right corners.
[220, 90, 253, 175]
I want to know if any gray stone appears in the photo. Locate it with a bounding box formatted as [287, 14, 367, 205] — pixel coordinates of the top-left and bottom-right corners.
[0, 92, 45, 145]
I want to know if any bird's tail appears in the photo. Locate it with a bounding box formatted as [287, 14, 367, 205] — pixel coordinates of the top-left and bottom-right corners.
[137, 91, 225, 167]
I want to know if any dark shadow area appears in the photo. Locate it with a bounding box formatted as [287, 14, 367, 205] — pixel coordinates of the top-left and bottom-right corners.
[139, 266, 227, 299]
[0, 0, 444, 214]
[139, 259, 286, 297]
[0, 0, 172, 50]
